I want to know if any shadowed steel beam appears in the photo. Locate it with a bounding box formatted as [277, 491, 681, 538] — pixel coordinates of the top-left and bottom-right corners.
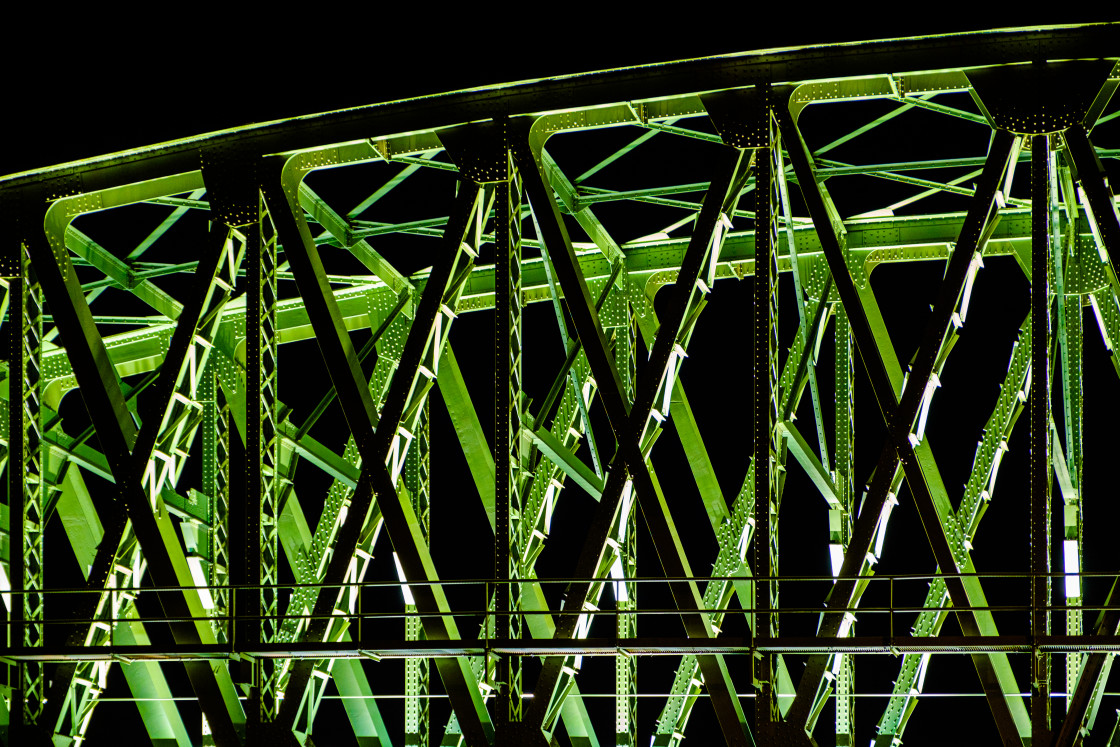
[38, 218, 233, 737]
[872, 313, 1033, 745]
[515, 121, 754, 747]
[1031, 135, 1053, 745]
[3, 27, 1114, 200]
[778, 102, 1028, 744]
[33, 195, 238, 742]
[512, 146, 628, 738]
[268, 163, 494, 746]
[28, 213, 242, 745]
[754, 104, 781, 739]
[1055, 126, 1120, 747]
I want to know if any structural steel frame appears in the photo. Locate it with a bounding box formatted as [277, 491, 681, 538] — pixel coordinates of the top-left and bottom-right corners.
[1, 22, 1120, 747]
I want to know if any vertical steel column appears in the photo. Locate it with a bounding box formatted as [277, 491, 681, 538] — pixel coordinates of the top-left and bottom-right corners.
[245, 193, 281, 721]
[8, 250, 24, 717]
[753, 97, 780, 734]
[8, 239, 44, 731]
[1031, 134, 1053, 745]
[404, 401, 431, 747]
[209, 371, 233, 645]
[2, 250, 15, 734]
[495, 145, 524, 728]
[1056, 123, 1120, 747]
[259, 194, 281, 719]
[20, 243, 43, 729]
[613, 278, 637, 747]
[834, 304, 855, 745]
[1056, 161, 1085, 704]
[201, 365, 231, 747]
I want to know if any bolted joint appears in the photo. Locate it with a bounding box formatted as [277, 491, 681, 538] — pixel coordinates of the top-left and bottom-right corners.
[701, 86, 790, 149]
[438, 119, 513, 184]
[200, 145, 261, 228]
[966, 60, 1117, 135]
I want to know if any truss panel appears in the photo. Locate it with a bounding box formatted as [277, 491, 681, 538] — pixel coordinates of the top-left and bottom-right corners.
[1, 24, 1119, 747]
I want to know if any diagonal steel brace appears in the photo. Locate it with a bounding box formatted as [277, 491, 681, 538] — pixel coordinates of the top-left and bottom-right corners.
[777, 104, 1028, 745]
[268, 166, 494, 746]
[29, 217, 241, 745]
[515, 128, 755, 747]
[1054, 125, 1120, 747]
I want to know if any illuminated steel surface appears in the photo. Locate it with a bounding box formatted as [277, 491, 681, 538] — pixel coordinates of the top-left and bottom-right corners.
[1, 23, 1120, 747]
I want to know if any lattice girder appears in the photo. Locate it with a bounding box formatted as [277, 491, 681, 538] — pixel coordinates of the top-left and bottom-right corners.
[0, 25, 1119, 747]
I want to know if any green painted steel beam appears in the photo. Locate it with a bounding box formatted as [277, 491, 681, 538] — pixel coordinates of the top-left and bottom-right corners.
[4, 30, 1120, 747]
[299, 181, 413, 297]
[437, 344, 495, 532]
[270, 167, 494, 744]
[114, 612, 195, 747]
[2, 198, 1111, 747]
[668, 380, 730, 531]
[36, 206, 1088, 396]
[522, 414, 605, 499]
[649, 270, 832, 746]
[29, 198, 245, 745]
[65, 226, 184, 319]
[825, 276, 1031, 741]
[779, 110, 1030, 743]
[541, 150, 623, 264]
[272, 438, 393, 747]
[778, 421, 841, 509]
[347, 150, 440, 219]
[874, 314, 1032, 745]
[576, 117, 679, 183]
[49, 450, 209, 747]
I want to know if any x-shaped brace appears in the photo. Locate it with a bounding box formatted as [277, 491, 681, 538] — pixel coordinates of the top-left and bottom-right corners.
[776, 103, 1029, 744]
[267, 163, 495, 746]
[513, 123, 756, 747]
[30, 208, 240, 744]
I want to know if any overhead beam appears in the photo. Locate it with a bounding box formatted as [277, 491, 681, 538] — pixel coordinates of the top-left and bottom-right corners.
[3, 26, 1116, 198]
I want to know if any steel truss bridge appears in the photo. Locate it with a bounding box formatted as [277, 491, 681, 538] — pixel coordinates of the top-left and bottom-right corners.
[2, 23, 1120, 747]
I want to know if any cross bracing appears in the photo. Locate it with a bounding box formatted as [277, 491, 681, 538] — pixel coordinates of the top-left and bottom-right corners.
[1, 23, 1120, 747]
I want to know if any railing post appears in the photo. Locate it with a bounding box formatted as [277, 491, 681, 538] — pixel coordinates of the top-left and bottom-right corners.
[890, 577, 894, 642]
